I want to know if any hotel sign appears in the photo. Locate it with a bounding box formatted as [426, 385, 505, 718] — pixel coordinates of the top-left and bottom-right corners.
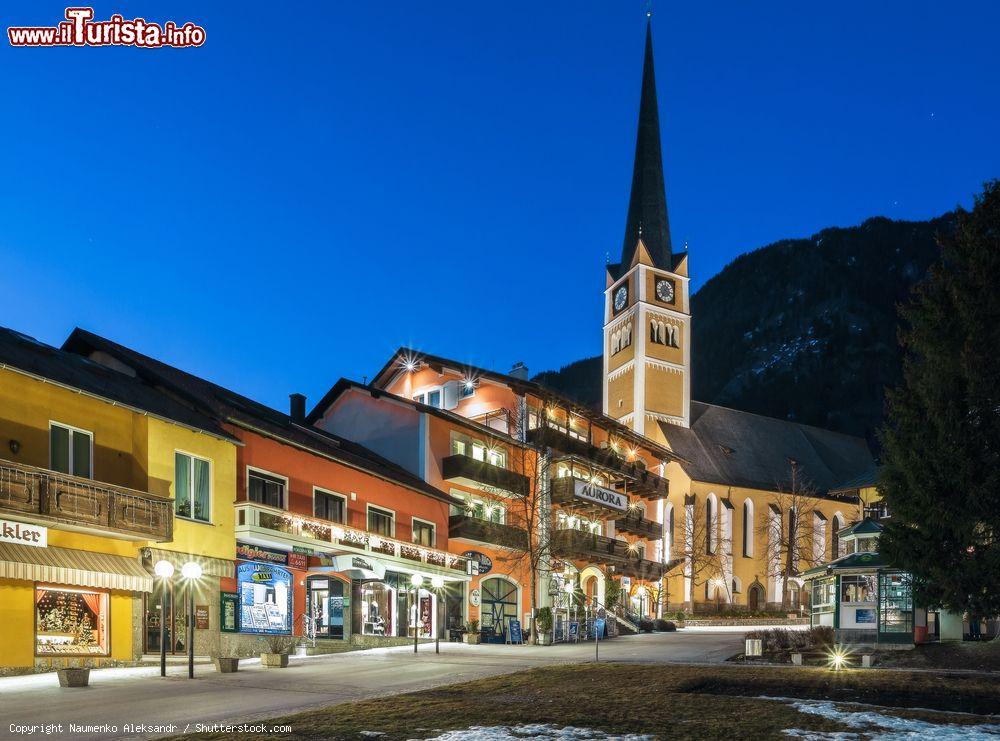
[572, 480, 627, 512]
[1, 519, 47, 548]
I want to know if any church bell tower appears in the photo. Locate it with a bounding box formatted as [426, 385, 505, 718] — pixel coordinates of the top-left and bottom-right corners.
[603, 18, 691, 439]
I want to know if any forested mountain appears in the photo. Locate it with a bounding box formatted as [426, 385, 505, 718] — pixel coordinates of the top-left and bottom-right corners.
[533, 213, 954, 444]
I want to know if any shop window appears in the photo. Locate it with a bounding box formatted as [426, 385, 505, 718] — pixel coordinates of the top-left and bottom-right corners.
[49, 422, 92, 478]
[412, 518, 435, 547]
[248, 469, 286, 509]
[237, 562, 292, 633]
[314, 488, 346, 523]
[175, 451, 211, 523]
[368, 505, 395, 537]
[840, 574, 877, 603]
[36, 586, 108, 656]
[361, 581, 395, 636]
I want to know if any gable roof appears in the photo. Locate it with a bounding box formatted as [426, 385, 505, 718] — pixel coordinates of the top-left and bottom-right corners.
[61, 329, 453, 505]
[839, 517, 884, 537]
[366, 346, 679, 462]
[657, 402, 874, 496]
[0, 326, 236, 443]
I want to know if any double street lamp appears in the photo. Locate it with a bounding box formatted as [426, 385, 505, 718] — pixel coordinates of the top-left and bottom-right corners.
[153, 559, 203, 678]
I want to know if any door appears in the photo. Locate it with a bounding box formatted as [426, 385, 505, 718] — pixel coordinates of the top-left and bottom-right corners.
[481, 578, 518, 643]
[308, 577, 345, 639]
[145, 581, 187, 655]
[748, 583, 764, 612]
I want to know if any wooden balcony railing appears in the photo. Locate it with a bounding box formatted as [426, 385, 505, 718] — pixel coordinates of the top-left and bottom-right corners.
[614, 513, 663, 540]
[0, 459, 173, 542]
[550, 528, 668, 581]
[441, 454, 529, 495]
[448, 514, 527, 549]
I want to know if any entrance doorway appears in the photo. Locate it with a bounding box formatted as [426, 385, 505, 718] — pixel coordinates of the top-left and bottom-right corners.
[481, 577, 518, 643]
[144, 581, 188, 655]
[748, 582, 765, 612]
[307, 576, 345, 639]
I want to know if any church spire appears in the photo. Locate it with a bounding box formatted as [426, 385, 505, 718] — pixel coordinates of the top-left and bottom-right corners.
[620, 18, 672, 270]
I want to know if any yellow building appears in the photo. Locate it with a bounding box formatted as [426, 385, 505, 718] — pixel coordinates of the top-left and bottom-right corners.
[0, 327, 238, 672]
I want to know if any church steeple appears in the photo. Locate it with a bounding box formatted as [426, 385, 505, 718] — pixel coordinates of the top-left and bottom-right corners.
[620, 19, 672, 270]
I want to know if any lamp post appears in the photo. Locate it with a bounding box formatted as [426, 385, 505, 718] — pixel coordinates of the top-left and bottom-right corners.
[153, 560, 175, 678]
[431, 575, 444, 654]
[181, 562, 203, 678]
[564, 580, 575, 643]
[410, 574, 424, 653]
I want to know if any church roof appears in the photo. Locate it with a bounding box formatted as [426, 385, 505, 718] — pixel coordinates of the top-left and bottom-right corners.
[618, 20, 672, 276]
[656, 402, 874, 496]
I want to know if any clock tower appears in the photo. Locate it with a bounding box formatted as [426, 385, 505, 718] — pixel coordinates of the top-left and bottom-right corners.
[603, 19, 691, 439]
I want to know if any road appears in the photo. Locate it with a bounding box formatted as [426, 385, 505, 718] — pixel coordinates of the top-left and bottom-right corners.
[0, 629, 747, 740]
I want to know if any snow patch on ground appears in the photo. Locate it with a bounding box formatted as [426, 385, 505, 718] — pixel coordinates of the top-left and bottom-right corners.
[413, 725, 653, 740]
[763, 696, 1000, 740]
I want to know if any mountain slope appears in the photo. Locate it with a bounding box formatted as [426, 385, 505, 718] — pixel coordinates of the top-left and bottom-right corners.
[532, 213, 953, 442]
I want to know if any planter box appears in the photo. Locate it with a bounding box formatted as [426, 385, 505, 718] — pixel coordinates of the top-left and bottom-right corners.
[214, 658, 240, 673]
[56, 668, 90, 687]
[261, 653, 289, 668]
[538, 633, 553, 646]
[791, 652, 803, 666]
[463, 633, 481, 645]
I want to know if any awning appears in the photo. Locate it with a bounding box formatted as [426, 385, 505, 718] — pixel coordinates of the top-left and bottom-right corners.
[313, 553, 386, 581]
[0, 542, 152, 592]
[142, 547, 235, 578]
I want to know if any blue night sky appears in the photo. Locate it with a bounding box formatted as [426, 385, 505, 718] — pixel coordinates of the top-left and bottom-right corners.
[1, 1, 997, 412]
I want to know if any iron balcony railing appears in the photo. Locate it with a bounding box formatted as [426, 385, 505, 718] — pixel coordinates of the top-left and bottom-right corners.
[0, 458, 173, 541]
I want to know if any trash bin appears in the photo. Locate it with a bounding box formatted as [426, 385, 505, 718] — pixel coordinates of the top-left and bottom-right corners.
[914, 625, 928, 644]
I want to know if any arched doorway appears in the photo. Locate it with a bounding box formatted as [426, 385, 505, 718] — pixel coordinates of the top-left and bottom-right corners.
[748, 581, 765, 612]
[481, 577, 518, 643]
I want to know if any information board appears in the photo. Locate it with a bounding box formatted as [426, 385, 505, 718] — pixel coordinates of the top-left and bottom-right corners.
[594, 618, 606, 639]
[507, 619, 523, 644]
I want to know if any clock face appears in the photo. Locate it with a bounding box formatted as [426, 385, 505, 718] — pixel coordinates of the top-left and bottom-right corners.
[613, 286, 628, 313]
[655, 278, 675, 303]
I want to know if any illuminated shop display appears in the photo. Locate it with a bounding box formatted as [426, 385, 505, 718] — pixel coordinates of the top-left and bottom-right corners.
[35, 586, 109, 656]
[237, 562, 292, 634]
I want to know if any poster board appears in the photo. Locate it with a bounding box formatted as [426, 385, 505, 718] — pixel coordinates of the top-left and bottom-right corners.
[507, 619, 524, 645]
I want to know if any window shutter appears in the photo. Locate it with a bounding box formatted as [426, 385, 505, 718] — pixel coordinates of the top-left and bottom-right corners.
[442, 380, 460, 410]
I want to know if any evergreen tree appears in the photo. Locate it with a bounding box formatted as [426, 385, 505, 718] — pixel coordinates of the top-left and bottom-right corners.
[879, 181, 1000, 620]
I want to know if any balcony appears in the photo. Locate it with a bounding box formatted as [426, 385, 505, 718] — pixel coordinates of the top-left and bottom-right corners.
[449, 514, 527, 549]
[551, 528, 668, 581]
[0, 459, 173, 542]
[235, 500, 469, 577]
[527, 425, 668, 500]
[614, 513, 663, 540]
[442, 454, 528, 495]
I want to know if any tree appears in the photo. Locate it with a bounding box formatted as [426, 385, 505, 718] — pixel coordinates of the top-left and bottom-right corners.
[879, 180, 1000, 621]
[757, 464, 827, 609]
[479, 405, 552, 645]
[678, 495, 731, 609]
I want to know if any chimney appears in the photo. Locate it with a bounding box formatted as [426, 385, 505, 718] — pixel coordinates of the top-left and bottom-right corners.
[289, 393, 306, 422]
[509, 362, 529, 380]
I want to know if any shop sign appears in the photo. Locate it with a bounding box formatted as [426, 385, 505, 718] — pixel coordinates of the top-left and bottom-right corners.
[621, 576, 632, 591]
[195, 604, 210, 630]
[470, 588, 481, 607]
[572, 480, 627, 512]
[1, 519, 47, 548]
[314, 554, 386, 581]
[292, 546, 314, 555]
[236, 541, 289, 565]
[220, 592, 239, 633]
[462, 550, 492, 575]
[855, 608, 876, 624]
[287, 552, 308, 571]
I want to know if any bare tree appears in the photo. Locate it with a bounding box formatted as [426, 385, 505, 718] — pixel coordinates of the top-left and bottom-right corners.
[678, 495, 731, 610]
[757, 463, 828, 609]
[477, 403, 552, 645]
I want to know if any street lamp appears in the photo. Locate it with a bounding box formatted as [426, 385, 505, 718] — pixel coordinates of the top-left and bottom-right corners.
[564, 581, 575, 643]
[153, 560, 174, 678]
[411, 574, 424, 653]
[181, 561, 203, 678]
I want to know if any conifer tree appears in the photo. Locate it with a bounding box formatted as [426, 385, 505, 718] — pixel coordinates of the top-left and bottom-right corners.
[879, 181, 1000, 620]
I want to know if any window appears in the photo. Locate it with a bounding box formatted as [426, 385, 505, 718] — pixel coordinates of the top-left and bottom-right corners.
[248, 469, 286, 509]
[667, 505, 675, 559]
[452, 434, 506, 468]
[367, 505, 395, 537]
[705, 496, 717, 555]
[426, 389, 441, 408]
[314, 488, 346, 523]
[175, 452, 211, 523]
[841, 574, 877, 603]
[460, 381, 476, 399]
[879, 572, 913, 634]
[742, 500, 754, 558]
[412, 518, 435, 547]
[832, 515, 843, 559]
[649, 320, 680, 348]
[413, 393, 425, 404]
[36, 585, 109, 656]
[468, 498, 505, 524]
[49, 423, 92, 477]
